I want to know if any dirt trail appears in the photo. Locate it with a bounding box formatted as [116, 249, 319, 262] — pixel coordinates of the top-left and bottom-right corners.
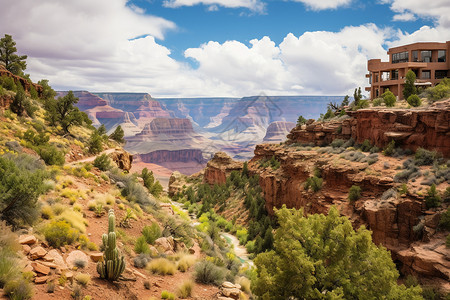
[67, 148, 117, 166]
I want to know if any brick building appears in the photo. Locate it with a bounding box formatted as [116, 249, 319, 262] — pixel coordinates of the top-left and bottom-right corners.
[366, 41, 450, 99]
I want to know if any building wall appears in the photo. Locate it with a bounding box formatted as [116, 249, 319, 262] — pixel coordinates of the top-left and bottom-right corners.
[367, 41, 450, 100]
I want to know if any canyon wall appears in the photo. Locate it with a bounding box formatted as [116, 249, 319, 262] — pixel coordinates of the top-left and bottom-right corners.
[0, 65, 43, 99]
[137, 149, 205, 164]
[288, 100, 450, 156]
[263, 121, 296, 143]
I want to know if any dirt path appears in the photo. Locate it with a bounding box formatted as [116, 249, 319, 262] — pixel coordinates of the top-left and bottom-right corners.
[67, 148, 117, 166]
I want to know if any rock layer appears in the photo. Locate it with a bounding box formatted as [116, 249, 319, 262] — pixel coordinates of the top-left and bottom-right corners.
[288, 100, 450, 156]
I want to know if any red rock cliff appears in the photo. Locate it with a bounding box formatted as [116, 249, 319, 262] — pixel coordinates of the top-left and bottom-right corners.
[203, 152, 243, 185]
[137, 149, 206, 164]
[137, 118, 194, 136]
[288, 100, 450, 156]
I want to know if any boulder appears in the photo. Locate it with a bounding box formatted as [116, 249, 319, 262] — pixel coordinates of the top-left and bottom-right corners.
[22, 244, 31, 255]
[30, 246, 47, 260]
[45, 250, 67, 269]
[35, 276, 49, 284]
[90, 252, 103, 262]
[66, 250, 88, 269]
[31, 262, 50, 275]
[19, 235, 37, 245]
[155, 236, 174, 253]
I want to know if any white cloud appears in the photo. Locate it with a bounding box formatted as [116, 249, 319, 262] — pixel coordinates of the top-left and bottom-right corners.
[385, 0, 450, 27]
[288, 0, 352, 10]
[163, 0, 265, 13]
[186, 25, 390, 96]
[392, 12, 416, 22]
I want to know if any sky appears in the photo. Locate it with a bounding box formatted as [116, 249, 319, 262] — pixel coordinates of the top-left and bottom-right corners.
[0, 0, 449, 97]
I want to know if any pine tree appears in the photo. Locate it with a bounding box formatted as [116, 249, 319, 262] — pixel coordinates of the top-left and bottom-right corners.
[0, 34, 27, 75]
[110, 125, 125, 143]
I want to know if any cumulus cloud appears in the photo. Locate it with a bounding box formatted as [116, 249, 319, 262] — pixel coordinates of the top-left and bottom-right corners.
[163, 0, 265, 13]
[393, 13, 416, 22]
[288, 0, 352, 10]
[186, 25, 390, 95]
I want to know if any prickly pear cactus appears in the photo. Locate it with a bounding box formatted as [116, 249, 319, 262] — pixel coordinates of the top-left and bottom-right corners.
[97, 209, 125, 281]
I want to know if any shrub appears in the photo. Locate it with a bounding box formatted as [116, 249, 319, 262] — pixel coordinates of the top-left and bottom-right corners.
[46, 281, 55, 293]
[177, 280, 194, 298]
[144, 280, 151, 289]
[134, 236, 150, 254]
[75, 273, 90, 286]
[404, 275, 419, 288]
[74, 258, 87, 269]
[147, 258, 177, 275]
[142, 223, 161, 244]
[403, 70, 417, 100]
[372, 97, 384, 106]
[37, 144, 65, 166]
[133, 253, 151, 269]
[44, 220, 79, 248]
[414, 148, 437, 166]
[422, 77, 450, 102]
[304, 176, 323, 192]
[383, 140, 395, 156]
[41, 205, 54, 220]
[0, 153, 47, 228]
[177, 254, 196, 272]
[236, 276, 251, 294]
[360, 139, 372, 152]
[3, 278, 33, 300]
[88, 132, 103, 154]
[161, 291, 175, 300]
[109, 125, 125, 143]
[348, 185, 362, 202]
[407, 94, 421, 107]
[194, 260, 225, 286]
[439, 208, 450, 230]
[93, 154, 111, 171]
[330, 139, 344, 148]
[425, 184, 441, 209]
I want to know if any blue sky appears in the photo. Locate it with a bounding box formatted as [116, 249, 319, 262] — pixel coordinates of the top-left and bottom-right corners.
[0, 0, 449, 97]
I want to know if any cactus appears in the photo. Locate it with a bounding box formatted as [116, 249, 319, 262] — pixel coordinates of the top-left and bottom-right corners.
[97, 209, 125, 281]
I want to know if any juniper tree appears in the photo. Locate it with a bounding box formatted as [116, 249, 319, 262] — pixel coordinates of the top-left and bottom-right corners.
[0, 34, 27, 75]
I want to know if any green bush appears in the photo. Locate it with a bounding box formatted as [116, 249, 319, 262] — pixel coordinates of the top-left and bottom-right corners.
[147, 258, 176, 275]
[0, 153, 47, 227]
[44, 220, 79, 248]
[425, 184, 441, 209]
[3, 278, 33, 300]
[407, 94, 421, 107]
[161, 290, 175, 300]
[383, 140, 396, 156]
[134, 236, 150, 254]
[372, 97, 384, 106]
[304, 176, 323, 192]
[93, 154, 111, 171]
[348, 185, 362, 202]
[423, 78, 450, 102]
[414, 148, 437, 166]
[37, 144, 65, 166]
[360, 139, 372, 152]
[142, 223, 161, 244]
[403, 70, 417, 100]
[438, 208, 450, 230]
[382, 89, 396, 107]
[109, 125, 124, 143]
[194, 260, 225, 286]
[88, 132, 103, 154]
[0, 76, 17, 92]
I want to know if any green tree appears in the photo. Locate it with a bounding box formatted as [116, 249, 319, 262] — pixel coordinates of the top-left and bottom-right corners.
[297, 115, 307, 126]
[353, 87, 362, 106]
[403, 70, 417, 100]
[0, 154, 47, 228]
[45, 91, 91, 133]
[242, 161, 249, 178]
[342, 95, 349, 107]
[38, 79, 56, 100]
[110, 125, 125, 143]
[0, 34, 27, 75]
[88, 131, 103, 154]
[382, 88, 396, 107]
[9, 83, 26, 116]
[149, 181, 163, 198]
[252, 206, 422, 299]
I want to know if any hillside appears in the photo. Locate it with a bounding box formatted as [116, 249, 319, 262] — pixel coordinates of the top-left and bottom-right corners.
[0, 70, 252, 300]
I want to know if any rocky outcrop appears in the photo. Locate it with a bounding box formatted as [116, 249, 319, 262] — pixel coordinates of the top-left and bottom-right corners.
[137, 149, 205, 164]
[203, 152, 243, 185]
[288, 100, 450, 156]
[263, 121, 296, 142]
[0, 65, 43, 97]
[109, 149, 133, 172]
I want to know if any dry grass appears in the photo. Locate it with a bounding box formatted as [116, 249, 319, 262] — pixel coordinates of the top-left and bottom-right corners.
[236, 276, 251, 294]
[147, 258, 177, 275]
[58, 209, 87, 233]
[176, 280, 194, 298]
[176, 254, 196, 272]
[75, 273, 91, 286]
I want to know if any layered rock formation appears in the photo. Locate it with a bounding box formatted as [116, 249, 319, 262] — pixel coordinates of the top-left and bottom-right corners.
[137, 149, 205, 164]
[109, 149, 133, 172]
[263, 121, 296, 143]
[137, 118, 194, 136]
[288, 100, 450, 156]
[0, 65, 43, 97]
[197, 140, 450, 291]
[203, 152, 243, 185]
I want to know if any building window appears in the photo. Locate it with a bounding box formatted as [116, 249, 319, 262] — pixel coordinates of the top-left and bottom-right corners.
[435, 70, 447, 79]
[438, 50, 446, 62]
[392, 51, 408, 63]
[391, 69, 399, 80]
[412, 50, 418, 62]
[375, 74, 379, 83]
[381, 71, 390, 81]
[422, 70, 431, 79]
[421, 50, 432, 62]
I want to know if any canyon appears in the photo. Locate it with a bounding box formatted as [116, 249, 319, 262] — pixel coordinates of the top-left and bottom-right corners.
[172, 101, 450, 293]
[66, 91, 340, 178]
